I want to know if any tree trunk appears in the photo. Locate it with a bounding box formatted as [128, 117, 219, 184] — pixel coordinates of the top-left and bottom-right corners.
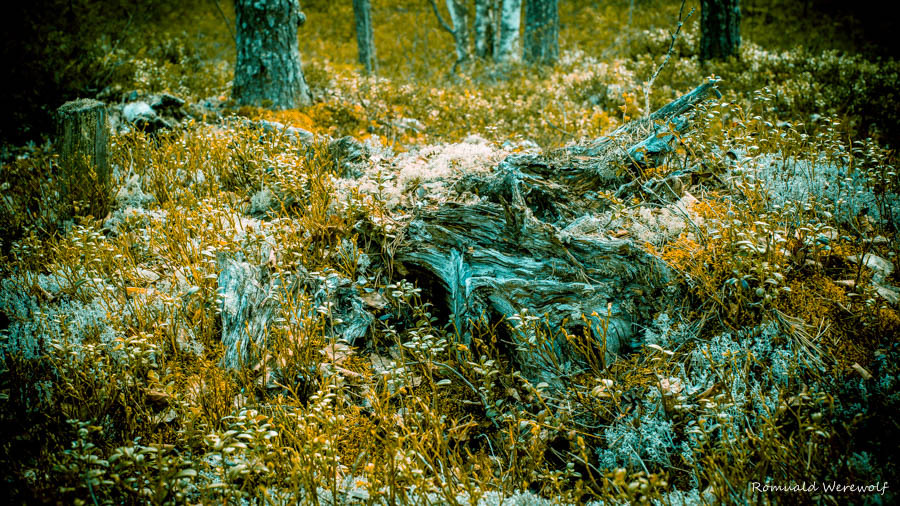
[56, 99, 111, 219]
[233, 0, 312, 109]
[494, 0, 522, 63]
[353, 0, 376, 74]
[473, 0, 494, 58]
[523, 0, 559, 65]
[445, 0, 471, 66]
[700, 0, 741, 61]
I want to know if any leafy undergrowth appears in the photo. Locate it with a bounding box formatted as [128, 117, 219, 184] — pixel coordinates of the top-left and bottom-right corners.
[2, 0, 900, 504]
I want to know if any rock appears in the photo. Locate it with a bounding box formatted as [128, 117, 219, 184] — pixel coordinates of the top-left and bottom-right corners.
[150, 93, 186, 118]
[123, 101, 172, 133]
[502, 139, 540, 152]
[873, 283, 899, 304]
[134, 268, 161, 284]
[847, 254, 894, 284]
[186, 96, 225, 122]
[123, 101, 154, 122]
[392, 117, 426, 134]
[257, 119, 314, 143]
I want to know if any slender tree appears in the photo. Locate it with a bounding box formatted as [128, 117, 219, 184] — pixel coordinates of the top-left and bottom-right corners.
[473, 0, 495, 58]
[494, 0, 522, 63]
[233, 0, 312, 109]
[699, 0, 741, 61]
[523, 0, 558, 65]
[353, 0, 376, 74]
[429, 0, 470, 68]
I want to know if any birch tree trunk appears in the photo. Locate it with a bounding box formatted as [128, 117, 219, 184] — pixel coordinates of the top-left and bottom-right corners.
[523, 0, 558, 65]
[353, 0, 376, 74]
[699, 0, 741, 61]
[494, 0, 522, 63]
[233, 0, 312, 109]
[473, 0, 494, 58]
[445, 0, 471, 66]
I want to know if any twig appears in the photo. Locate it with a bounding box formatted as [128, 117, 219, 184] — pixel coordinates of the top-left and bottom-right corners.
[427, 0, 455, 34]
[543, 114, 576, 139]
[643, 0, 694, 116]
[212, 0, 237, 44]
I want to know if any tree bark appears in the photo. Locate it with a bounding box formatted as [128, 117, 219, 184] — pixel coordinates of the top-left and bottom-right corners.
[473, 0, 494, 58]
[233, 0, 312, 109]
[494, 0, 522, 63]
[523, 0, 559, 65]
[700, 0, 741, 61]
[353, 0, 376, 74]
[445, 0, 471, 67]
[56, 98, 111, 219]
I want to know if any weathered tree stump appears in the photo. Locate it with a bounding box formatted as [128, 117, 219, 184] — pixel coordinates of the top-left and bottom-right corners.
[396, 158, 673, 385]
[390, 80, 721, 385]
[56, 98, 111, 219]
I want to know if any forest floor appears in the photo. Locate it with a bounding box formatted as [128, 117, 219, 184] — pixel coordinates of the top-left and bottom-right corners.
[1, 1, 899, 504]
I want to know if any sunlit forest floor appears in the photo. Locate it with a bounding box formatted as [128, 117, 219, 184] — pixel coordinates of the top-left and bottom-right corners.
[1, 0, 899, 504]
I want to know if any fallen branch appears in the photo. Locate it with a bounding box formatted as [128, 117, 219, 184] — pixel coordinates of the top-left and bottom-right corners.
[643, 0, 694, 115]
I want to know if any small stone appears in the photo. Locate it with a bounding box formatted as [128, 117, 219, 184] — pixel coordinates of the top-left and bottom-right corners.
[136, 268, 160, 283]
[873, 283, 899, 304]
[392, 117, 426, 133]
[123, 102, 155, 123]
[847, 254, 894, 284]
[150, 93, 186, 117]
[361, 290, 388, 309]
[123, 101, 172, 132]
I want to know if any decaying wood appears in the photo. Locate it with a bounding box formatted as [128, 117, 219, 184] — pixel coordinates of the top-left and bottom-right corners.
[578, 78, 721, 159]
[217, 253, 373, 369]
[544, 78, 721, 191]
[391, 80, 720, 384]
[56, 98, 111, 218]
[396, 159, 672, 385]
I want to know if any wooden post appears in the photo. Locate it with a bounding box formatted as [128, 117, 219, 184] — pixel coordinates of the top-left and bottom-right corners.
[56, 99, 111, 218]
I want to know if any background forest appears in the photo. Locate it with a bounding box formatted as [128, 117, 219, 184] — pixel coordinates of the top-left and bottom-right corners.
[1, 0, 899, 504]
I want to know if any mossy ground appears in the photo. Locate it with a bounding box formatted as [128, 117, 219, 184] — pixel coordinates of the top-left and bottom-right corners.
[1, 0, 899, 504]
